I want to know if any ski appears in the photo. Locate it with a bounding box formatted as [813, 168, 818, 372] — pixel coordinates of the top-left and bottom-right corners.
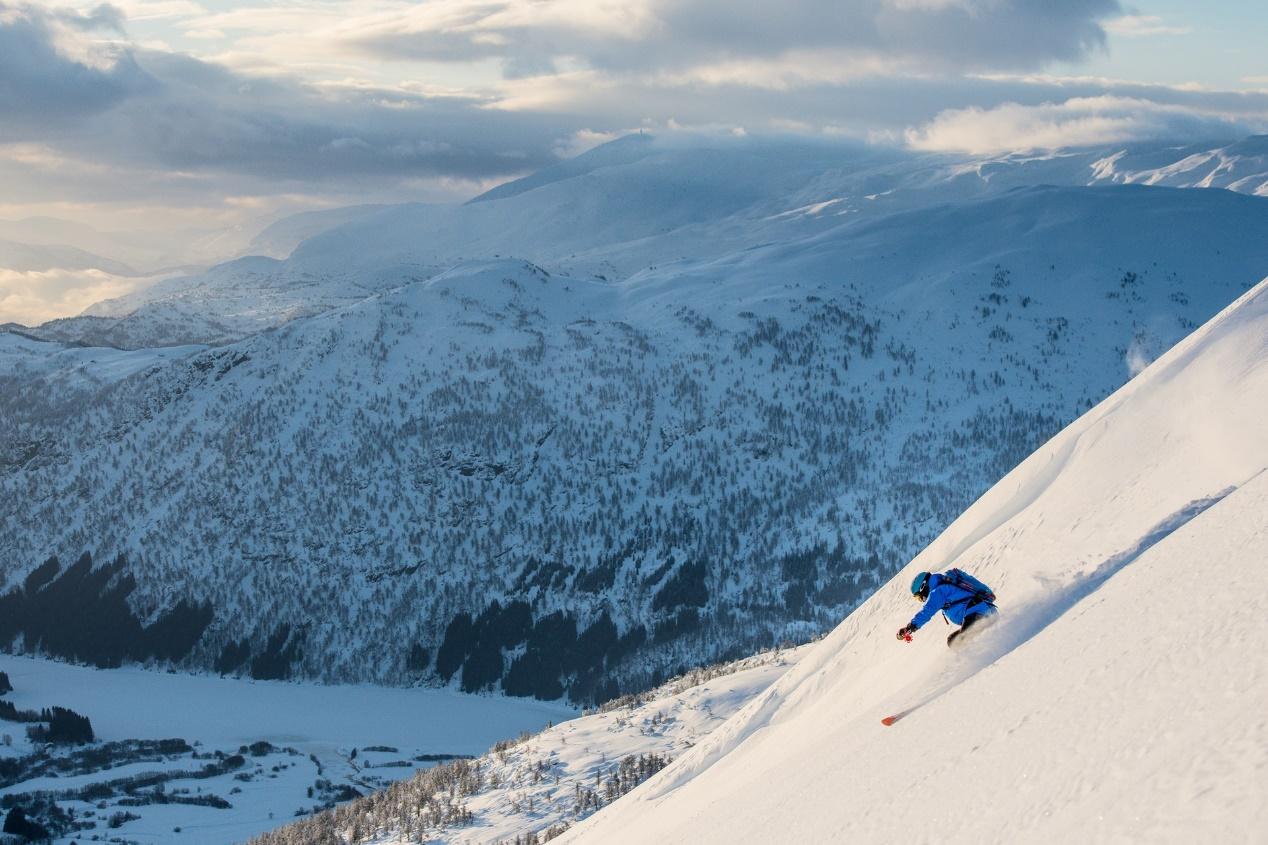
[881, 707, 915, 726]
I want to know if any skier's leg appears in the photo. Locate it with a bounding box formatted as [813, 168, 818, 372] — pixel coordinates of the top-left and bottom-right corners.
[947, 609, 993, 648]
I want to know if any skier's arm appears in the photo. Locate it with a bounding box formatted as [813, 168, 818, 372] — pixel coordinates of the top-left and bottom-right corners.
[909, 585, 950, 629]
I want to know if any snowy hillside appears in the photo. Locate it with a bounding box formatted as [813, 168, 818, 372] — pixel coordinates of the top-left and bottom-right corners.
[3, 136, 1268, 704]
[0, 205, 392, 343]
[246, 645, 804, 845]
[551, 275, 1268, 844]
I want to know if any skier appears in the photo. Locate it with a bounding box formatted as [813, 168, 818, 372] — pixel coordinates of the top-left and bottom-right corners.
[897, 569, 997, 648]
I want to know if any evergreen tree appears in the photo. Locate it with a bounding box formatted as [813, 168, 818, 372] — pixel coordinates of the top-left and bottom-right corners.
[3, 806, 51, 840]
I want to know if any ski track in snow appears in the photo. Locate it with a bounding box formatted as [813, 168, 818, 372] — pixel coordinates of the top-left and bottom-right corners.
[878, 483, 1242, 726]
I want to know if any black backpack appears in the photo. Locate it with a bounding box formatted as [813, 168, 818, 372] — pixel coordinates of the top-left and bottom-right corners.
[940, 568, 997, 608]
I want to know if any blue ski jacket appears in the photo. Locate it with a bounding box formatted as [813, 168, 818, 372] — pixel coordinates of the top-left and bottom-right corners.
[910, 573, 995, 629]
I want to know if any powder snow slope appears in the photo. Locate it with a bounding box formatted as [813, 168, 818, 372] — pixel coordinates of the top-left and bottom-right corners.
[558, 277, 1268, 844]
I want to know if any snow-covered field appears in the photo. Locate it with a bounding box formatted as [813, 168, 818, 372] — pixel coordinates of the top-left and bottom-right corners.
[0, 656, 573, 844]
[550, 277, 1268, 843]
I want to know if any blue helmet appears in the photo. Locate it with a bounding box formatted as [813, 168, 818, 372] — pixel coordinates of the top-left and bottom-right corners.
[910, 572, 931, 600]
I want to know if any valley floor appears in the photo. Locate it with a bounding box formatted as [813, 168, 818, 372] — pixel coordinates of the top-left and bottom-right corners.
[0, 655, 572, 844]
[0, 646, 806, 845]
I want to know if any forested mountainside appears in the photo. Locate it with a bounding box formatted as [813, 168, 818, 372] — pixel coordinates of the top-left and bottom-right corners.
[3, 136, 1268, 702]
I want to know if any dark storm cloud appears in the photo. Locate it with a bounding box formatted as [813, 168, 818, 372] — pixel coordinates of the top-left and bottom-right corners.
[617, 0, 1120, 73]
[0, 1, 154, 126]
[93, 51, 573, 183]
[345, 0, 1123, 78]
[2, 0, 1260, 216]
[0, 4, 577, 192]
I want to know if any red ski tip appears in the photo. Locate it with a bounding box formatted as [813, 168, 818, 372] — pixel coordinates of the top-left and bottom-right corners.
[881, 707, 913, 726]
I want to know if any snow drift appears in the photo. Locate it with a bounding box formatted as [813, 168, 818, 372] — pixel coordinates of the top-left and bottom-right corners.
[558, 276, 1268, 843]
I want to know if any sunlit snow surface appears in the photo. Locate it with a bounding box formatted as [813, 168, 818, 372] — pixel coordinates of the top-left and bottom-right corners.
[556, 279, 1268, 843]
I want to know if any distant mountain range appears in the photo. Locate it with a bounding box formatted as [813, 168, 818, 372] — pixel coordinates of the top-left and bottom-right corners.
[16, 133, 1268, 349]
[2, 134, 1267, 702]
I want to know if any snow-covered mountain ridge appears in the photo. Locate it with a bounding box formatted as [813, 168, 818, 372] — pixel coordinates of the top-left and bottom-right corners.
[20, 133, 1268, 350]
[551, 274, 1268, 844]
[5, 135, 1266, 341]
[3, 135, 1268, 706]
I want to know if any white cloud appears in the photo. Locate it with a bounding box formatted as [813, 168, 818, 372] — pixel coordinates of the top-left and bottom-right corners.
[0, 267, 147, 326]
[552, 129, 620, 159]
[323, 136, 370, 152]
[904, 95, 1261, 154]
[1103, 14, 1191, 37]
[103, 0, 206, 22]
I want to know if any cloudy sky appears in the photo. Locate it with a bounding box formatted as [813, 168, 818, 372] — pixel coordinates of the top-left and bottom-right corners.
[1, 0, 1266, 236]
